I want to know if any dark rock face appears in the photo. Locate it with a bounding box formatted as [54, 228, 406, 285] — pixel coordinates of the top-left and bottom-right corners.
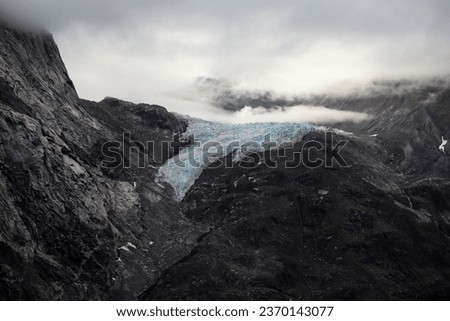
[0, 21, 200, 300]
[141, 132, 450, 300]
[81, 97, 187, 181]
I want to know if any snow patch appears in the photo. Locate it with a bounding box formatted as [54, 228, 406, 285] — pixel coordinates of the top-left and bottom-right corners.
[119, 242, 137, 252]
[126, 242, 137, 249]
[439, 136, 447, 153]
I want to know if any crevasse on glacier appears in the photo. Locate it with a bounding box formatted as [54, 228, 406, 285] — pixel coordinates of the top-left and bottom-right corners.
[156, 115, 332, 201]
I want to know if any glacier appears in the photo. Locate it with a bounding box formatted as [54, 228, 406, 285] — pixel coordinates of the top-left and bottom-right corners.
[156, 116, 340, 201]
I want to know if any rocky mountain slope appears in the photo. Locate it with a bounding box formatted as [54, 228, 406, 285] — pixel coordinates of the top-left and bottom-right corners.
[1, 18, 450, 300]
[142, 131, 450, 300]
[322, 83, 450, 176]
[0, 19, 201, 300]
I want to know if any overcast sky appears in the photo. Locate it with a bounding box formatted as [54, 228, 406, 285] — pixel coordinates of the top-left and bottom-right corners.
[2, 0, 450, 121]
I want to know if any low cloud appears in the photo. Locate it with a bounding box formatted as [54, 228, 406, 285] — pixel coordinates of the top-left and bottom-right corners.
[231, 105, 373, 124]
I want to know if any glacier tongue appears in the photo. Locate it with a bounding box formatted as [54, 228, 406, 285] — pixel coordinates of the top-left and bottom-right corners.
[156, 116, 323, 201]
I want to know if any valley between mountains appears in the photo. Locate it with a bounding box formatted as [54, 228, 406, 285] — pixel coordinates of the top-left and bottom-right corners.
[1, 19, 450, 300]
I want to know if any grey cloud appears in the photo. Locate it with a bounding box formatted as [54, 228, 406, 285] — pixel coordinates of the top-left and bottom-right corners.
[2, 0, 450, 122]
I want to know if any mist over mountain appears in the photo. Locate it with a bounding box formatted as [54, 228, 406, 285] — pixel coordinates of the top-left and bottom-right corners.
[4, 0, 450, 117]
[1, 4, 450, 301]
[195, 76, 450, 112]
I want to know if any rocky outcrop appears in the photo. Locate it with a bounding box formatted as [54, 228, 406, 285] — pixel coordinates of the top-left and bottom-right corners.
[0, 19, 199, 300]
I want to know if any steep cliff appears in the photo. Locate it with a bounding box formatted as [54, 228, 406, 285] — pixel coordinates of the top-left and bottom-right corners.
[0, 18, 199, 300]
